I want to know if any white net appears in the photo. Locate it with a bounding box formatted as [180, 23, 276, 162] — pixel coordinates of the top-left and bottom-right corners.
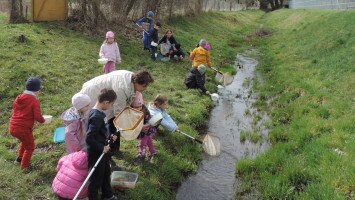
[113, 107, 144, 140]
[202, 134, 221, 156]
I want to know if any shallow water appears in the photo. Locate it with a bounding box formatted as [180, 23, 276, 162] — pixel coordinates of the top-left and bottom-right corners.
[176, 53, 270, 200]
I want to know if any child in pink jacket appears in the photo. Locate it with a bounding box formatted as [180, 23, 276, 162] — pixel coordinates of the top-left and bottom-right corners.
[52, 150, 88, 199]
[99, 31, 122, 74]
[61, 93, 91, 154]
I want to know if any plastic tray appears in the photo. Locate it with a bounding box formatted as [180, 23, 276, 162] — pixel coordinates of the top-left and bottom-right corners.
[53, 127, 65, 143]
[111, 171, 138, 189]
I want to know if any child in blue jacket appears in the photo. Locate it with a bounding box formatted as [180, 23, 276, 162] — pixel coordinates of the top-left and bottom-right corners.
[148, 95, 178, 132]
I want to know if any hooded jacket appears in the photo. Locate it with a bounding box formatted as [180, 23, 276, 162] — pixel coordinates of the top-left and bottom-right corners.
[80, 70, 136, 120]
[9, 92, 45, 131]
[189, 46, 211, 67]
[61, 107, 87, 154]
[52, 151, 88, 199]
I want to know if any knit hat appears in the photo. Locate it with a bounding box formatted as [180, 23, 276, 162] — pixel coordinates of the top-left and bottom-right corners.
[131, 91, 144, 108]
[147, 11, 154, 17]
[25, 77, 41, 92]
[205, 42, 211, 51]
[199, 39, 207, 49]
[72, 93, 91, 110]
[106, 31, 115, 39]
[197, 64, 206, 74]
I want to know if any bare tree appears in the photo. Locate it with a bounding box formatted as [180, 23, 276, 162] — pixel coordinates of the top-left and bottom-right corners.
[9, 0, 26, 23]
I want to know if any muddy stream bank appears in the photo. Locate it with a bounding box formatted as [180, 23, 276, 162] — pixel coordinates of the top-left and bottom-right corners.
[176, 52, 270, 200]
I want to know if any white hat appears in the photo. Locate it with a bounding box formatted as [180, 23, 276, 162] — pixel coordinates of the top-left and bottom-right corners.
[72, 93, 91, 110]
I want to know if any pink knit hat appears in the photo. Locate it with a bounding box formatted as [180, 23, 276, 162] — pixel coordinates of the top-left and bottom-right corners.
[106, 31, 115, 39]
[131, 91, 144, 108]
[205, 42, 211, 51]
[72, 93, 91, 110]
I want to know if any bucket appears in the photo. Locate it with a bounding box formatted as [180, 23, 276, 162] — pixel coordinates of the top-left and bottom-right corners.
[111, 171, 139, 189]
[210, 93, 220, 101]
[98, 58, 108, 65]
[43, 115, 53, 124]
[148, 113, 163, 126]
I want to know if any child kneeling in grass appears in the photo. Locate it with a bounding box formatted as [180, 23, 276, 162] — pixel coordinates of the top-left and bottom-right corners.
[86, 89, 119, 200]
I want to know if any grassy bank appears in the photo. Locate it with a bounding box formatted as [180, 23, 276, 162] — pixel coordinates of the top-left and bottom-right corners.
[0, 11, 263, 199]
[236, 10, 355, 199]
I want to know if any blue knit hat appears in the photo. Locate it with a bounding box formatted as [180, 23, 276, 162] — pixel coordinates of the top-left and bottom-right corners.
[25, 77, 41, 92]
[147, 11, 154, 17]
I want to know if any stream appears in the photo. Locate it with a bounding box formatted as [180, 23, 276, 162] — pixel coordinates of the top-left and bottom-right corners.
[176, 52, 271, 200]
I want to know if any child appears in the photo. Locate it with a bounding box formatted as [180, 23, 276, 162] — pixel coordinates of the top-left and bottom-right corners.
[184, 64, 210, 95]
[148, 95, 178, 133]
[189, 39, 212, 68]
[86, 89, 118, 200]
[136, 11, 155, 50]
[131, 92, 157, 164]
[9, 77, 45, 171]
[61, 93, 91, 154]
[52, 150, 88, 200]
[171, 43, 185, 61]
[149, 21, 162, 61]
[99, 31, 121, 74]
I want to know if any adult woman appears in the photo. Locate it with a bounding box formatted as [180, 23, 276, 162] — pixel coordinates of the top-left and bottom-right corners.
[79, 70, 154, 154]
[159, 29, 178, 56]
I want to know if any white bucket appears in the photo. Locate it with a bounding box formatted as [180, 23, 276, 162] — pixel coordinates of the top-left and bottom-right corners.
[148, 113, 163, 126]
[210, 93, 220, 101]
[43, 115, 53, 124]
[98, 58, 108, 65]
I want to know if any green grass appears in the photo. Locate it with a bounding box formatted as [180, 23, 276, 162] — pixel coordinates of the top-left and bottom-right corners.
[0, 11, 263, 199]
[236, 9, 355, 199]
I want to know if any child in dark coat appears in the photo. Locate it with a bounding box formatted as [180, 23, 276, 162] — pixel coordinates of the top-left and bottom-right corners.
[86, 89, 118, 200]
[184, 64, 210, 95]
[149, 21, 162, 61]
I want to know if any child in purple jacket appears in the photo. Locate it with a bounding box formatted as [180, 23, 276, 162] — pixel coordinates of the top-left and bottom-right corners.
[131, 91, 157, 164]
[61, 93, 91, 154]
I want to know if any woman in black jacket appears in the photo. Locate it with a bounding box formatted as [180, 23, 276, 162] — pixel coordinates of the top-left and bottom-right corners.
[159, 29, 177, 56]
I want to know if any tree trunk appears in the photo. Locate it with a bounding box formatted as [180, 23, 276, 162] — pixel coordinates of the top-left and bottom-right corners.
[125, 0, 138, 16]
[9, 0, 25, 23]
[168, 0, 175, 22]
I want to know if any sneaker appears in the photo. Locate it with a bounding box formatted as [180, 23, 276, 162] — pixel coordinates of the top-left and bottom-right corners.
[114, 151, 124, 159]
[148, 154, 155, 163]
[22, 166, 33, 173]
[14, 157, 22, 165]
[109, 158, 117, 168]
[103, 195, 119, 200]
[133, 155, 145, 165]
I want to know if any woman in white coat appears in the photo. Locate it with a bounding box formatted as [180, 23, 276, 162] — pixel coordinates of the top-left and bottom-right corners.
[79, 70, 154, 155]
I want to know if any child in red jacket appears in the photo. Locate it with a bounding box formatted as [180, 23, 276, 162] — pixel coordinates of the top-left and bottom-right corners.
[9, 77, 45, 171]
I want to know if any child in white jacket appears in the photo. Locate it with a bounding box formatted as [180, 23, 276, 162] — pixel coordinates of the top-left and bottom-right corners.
[148, 95, 178, 132]
[99, 31, 121, 74]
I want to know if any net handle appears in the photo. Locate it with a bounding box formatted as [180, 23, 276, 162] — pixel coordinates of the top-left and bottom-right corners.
[113, 107, 144, 131]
